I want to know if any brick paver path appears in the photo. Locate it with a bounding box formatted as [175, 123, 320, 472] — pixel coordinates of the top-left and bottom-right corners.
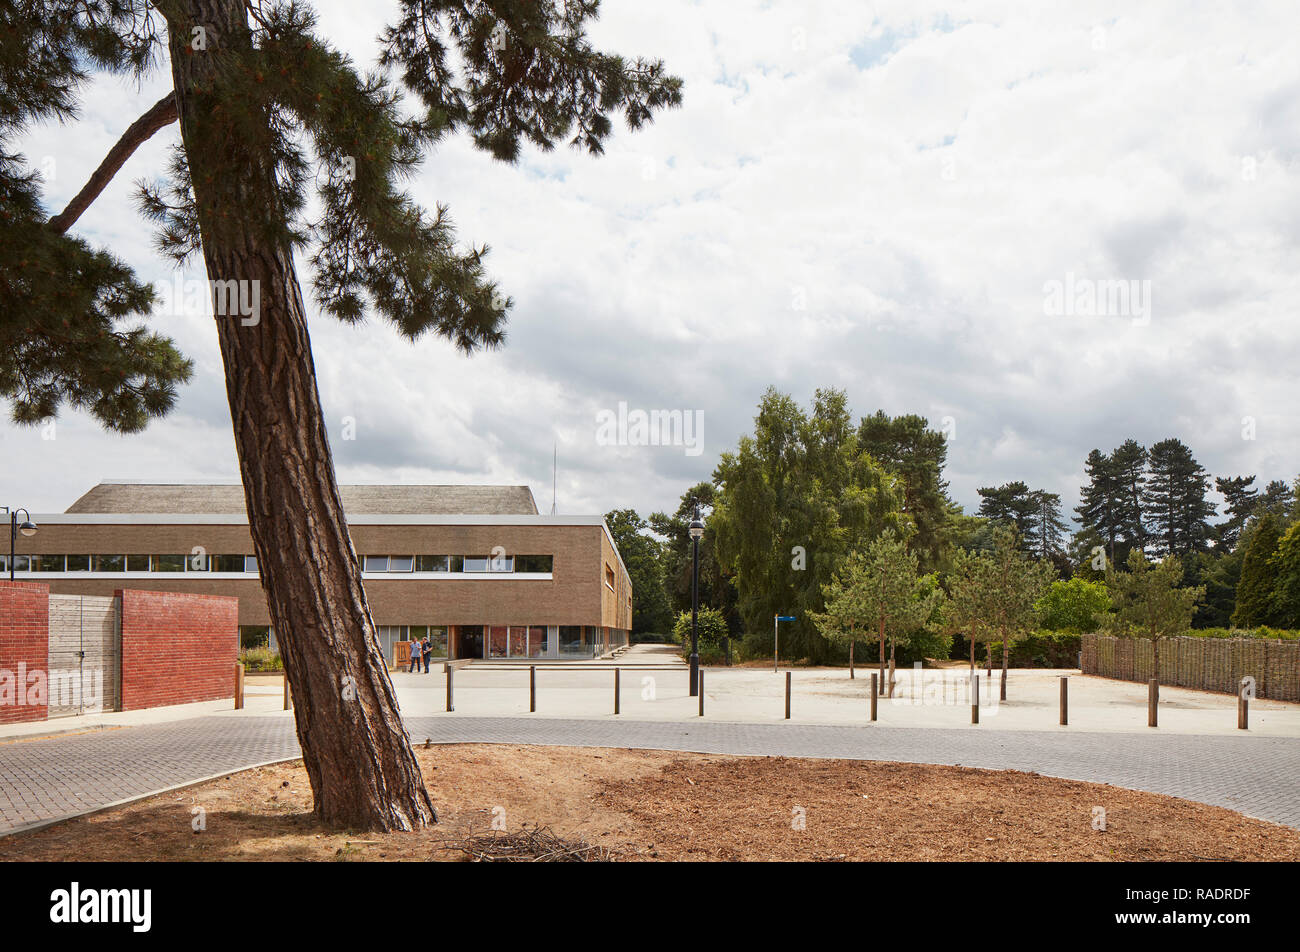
[3, 715, 1298, 833]
[0, 718, 298, 833]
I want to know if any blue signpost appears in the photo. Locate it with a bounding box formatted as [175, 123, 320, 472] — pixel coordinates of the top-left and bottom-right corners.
[774, 614, 796, 672]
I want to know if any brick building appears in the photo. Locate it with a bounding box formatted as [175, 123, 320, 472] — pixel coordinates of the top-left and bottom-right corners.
[4, 482, 633, 663]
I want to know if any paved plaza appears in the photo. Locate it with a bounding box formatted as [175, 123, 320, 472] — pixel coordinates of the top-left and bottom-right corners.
[3, 648, 1298, 836]
[3, 704, 1299, 835]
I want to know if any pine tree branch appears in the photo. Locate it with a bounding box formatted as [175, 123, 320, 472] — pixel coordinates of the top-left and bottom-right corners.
[47, 92, 179, 235]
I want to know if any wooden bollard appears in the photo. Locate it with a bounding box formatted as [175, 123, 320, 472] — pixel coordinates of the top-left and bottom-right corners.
[785, 671, 792, 720]
[614, 667, 620, 715]
[530, 665, 536, 713]
[234, 662, 245, 710]
[1238, 680, 1249, 731]
[698, 670, 704, 717]
[446, 665, 454, 713]
[870, 673, 878, 722]
[283, 674, 292, 711]
[971, 674, 979, 724]
[1059, 676, 1068, 726]
[1148, 678, 1158, 727]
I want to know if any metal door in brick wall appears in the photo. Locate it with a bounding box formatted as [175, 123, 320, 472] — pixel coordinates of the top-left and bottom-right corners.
[47, 594, 121, 717]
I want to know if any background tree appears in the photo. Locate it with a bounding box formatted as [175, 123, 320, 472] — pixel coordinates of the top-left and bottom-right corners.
[604, 509, 672, 635]
[649, 482, 737, 629]
[856, 411, 951, 571]
[1270, 522, 1300, 628]
[1028, 489, 1069, 566]
[1075, 449, 1121, 563]
[1259, 479, 1297, 520]
[1214, 475, 1258, 550]
[1191, 548, 1243, 628]
[671, 607, 728, 659]
[1108, 549, 1204, 681]
[6, 0, 681, 831]
[1036, 577, 1111, 632]
[1232, 513, 1283, 628]
[1144, 438, 1216, 556]
[976, 481, 1037, 544]
[1110, 438, 1149, 556]
[1074, 440, 1147, 567]
[711, 388, 903, 663]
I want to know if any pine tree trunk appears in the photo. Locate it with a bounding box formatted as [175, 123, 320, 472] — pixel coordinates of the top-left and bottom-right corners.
[888, 640, 896, 698]
[162, 0, 435, 831]
[849, 640, 854, 679]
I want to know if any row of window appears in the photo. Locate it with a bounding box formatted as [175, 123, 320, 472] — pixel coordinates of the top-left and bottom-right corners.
[0, 554, 259, 574]
[0, 553, 554, 575]
[362, 554, 553, 574]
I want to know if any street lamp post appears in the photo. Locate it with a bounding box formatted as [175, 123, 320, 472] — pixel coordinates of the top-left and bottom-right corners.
[688, 500, 704, 697]
[2, 507, 39, 581]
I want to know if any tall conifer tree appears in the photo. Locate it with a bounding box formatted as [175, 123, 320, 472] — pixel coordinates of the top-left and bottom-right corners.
[1144, 438, 1216, 556]
[3, 0, 681, 830]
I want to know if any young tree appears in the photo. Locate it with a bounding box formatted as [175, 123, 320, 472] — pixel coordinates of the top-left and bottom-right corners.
[1214, 475, 1258, 551]
[810, 550, 870, 678]
[981, 528, 1056, 698]
[6, 0, 681, 830]
[889, 570, 945, 688]
[849, 530, 930, 696]
[1108, 549, 1204, 681]
[942, 547, 996, 673]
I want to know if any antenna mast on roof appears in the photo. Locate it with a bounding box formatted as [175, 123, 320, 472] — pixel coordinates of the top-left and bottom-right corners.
[551, 442, 557, 514]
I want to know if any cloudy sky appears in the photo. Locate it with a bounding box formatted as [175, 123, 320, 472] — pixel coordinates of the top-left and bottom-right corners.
[5, 1, 1299, 528]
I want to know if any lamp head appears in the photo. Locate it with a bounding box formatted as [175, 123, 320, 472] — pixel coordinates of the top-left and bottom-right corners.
[688, 499, 704, 540]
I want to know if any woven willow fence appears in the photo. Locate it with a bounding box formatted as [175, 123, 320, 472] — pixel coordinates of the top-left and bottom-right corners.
[1080, 633, 1300, 702]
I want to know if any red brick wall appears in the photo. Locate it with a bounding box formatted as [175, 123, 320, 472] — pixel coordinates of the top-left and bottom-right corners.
[118, 589, 238, 711]
[0, 581, 50, 724]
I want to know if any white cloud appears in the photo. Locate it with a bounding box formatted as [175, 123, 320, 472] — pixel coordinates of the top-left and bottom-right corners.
[5, 0, 1299, 526]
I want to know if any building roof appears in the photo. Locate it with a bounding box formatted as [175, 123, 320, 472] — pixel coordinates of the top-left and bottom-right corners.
[65, 482, 539, 516]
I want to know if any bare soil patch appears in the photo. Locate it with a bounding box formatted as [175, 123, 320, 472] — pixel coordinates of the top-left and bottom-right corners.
[3, 744, 1296, 861]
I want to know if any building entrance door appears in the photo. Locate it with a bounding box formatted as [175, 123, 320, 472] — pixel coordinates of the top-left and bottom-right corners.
[456, 625, 484, 659]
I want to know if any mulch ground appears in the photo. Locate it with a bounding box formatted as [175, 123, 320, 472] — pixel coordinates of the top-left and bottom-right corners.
[3, 744, 1297, 861]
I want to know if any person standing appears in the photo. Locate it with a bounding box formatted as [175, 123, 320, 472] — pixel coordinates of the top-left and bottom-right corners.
[421, 636, 432, 673]
[407, 639, 420, 673]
